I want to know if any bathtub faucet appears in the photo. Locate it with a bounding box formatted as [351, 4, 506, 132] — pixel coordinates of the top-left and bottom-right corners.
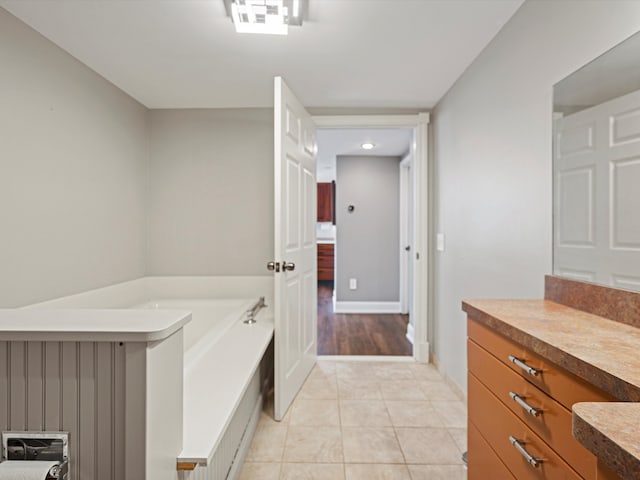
[244, 296, 266, 324]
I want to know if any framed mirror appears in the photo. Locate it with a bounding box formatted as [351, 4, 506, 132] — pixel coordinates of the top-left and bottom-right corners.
[553, 30, 640, 292]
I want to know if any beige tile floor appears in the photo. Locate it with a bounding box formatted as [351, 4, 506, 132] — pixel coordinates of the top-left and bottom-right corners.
[240, 360, 468, 480]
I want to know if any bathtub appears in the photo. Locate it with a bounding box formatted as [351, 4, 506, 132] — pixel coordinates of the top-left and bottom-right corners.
[12, 276, 275, 480]
[136, 298, 257, 363]
[135, 297, 274, 480]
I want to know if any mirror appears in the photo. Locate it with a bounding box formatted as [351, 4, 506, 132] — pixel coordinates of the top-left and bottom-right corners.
[553, 31, 640, 292]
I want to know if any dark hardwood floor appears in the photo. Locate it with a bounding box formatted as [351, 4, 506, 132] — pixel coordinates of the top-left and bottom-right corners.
[317, 284, 412, 356]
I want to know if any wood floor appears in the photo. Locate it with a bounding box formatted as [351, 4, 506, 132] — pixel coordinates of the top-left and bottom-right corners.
[317, 284, 412, 356]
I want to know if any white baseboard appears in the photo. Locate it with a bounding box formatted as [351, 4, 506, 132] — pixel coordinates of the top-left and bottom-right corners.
[318, 355, 414, 362]
[405, 323, 415, 344]
[333, 301, 401, 314]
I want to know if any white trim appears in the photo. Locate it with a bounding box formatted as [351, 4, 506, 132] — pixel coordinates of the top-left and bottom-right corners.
[312, 114, 430, 128]
[318, 355, 414, 362]
[312, 113, 431, 364]
[406, 323, 414, 345]
[334, 301, 401, 314]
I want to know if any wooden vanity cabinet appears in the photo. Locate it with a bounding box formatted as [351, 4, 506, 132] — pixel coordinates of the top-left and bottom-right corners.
[467, 318, 613, 480]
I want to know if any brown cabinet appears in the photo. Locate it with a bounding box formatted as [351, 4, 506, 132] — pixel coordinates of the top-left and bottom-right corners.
[317, 182, 335, 223]
[467, 318, 613, 480]
[317, 243, 334, 281]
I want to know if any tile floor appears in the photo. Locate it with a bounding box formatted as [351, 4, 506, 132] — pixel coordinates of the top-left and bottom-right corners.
[240, 360, 468, 480]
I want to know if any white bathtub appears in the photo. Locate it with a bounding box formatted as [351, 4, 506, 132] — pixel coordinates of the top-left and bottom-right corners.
[135, 298, 256, 365]
[134, 297, 274, 479]
[18, 276, 275, 480]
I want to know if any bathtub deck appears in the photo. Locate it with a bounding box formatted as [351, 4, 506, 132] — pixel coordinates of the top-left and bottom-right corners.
[178, 307, 274, 465]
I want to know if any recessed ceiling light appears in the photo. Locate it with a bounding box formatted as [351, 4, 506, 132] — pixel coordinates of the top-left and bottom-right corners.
[361, 142, 375, 150]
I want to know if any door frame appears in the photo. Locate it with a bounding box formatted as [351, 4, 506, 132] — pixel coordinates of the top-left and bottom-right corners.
[313, 114, 431, 363]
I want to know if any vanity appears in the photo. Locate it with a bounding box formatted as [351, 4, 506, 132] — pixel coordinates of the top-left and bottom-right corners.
[465, 29, 640, 480]
[464, 275, 640, 480]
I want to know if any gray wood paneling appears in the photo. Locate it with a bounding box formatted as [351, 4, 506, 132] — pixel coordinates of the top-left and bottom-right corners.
[0, 341, 126, 480]
[0, 342, 8, 430]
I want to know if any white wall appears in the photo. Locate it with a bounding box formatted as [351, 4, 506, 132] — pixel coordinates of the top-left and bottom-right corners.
[0, 8, 149, 307]
[147, 109, 274, 276]
[432, 0, 640, 394]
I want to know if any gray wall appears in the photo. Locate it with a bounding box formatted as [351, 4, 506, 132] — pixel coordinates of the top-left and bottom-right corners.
[0, 8, 149, 307]
[147, 109, 274, 276]
[336, 155, 400, 302]
[431, 0, 640, 394]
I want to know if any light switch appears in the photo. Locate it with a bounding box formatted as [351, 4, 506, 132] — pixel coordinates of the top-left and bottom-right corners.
[436, 233, 445, 252]
[349, 278, 357, 290]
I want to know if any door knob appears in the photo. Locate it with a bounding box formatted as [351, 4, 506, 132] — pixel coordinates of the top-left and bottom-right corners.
[267, 261, 280, 272]
[282, 262, 295, 272]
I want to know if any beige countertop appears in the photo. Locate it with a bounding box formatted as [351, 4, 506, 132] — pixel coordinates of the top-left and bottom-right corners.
[573, 402, 640, 480]
[463, 299, 640, 479]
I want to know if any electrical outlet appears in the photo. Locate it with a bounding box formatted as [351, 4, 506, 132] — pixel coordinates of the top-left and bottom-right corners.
[349, 278, 357, 290]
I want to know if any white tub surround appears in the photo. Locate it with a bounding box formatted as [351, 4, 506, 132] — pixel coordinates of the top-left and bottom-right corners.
[179, 307, 274, 468]
[0, 308, 190, 480]
[0, 308, 191, 342]
[1, 276, 275, 480]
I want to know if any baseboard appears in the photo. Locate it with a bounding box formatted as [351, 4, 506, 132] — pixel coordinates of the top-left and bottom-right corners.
[430, 353, 467, 402]
[405, 323, 415, 344]
[333, 301, 401, 314]
[318, 355, 414, 362]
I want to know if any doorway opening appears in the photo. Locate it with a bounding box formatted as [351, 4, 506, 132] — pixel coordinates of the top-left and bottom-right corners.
[315, 127, 416, 356]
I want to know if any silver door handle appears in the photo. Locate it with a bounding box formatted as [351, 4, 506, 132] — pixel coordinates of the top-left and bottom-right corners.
[509, 392, 542, 417]
[282, 262, 295, 272]
[508, 355, 540, 377]
[509, 436, 541, 468]
[267, 261, 280, 272]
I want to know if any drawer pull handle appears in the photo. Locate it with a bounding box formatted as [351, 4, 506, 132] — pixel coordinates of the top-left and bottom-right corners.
[509, 392, 541, 417]
[509, 436, 542, 468]
[508, 355, 539, 377]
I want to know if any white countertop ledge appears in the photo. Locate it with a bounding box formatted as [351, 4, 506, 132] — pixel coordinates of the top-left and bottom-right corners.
[0, 309, 192, 342]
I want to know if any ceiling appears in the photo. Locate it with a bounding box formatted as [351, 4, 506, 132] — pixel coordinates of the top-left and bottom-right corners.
[317, 128, 413, 182]
[0, 0, 523, 109]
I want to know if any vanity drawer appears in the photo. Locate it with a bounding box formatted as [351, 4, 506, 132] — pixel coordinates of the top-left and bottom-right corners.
[468, 422, 516, 480]
[468, 319, 612, 409]
[468, 339, 596, 480]
[469, 373, 582, 480]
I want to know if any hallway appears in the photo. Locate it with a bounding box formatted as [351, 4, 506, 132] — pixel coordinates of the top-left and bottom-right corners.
[317, 285, 413, 356]
[240, 360, 467, 479]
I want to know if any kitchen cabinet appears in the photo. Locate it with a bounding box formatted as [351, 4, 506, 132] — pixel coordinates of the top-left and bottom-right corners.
[317, 182, 335, 223]
[317, 243, 334, 281]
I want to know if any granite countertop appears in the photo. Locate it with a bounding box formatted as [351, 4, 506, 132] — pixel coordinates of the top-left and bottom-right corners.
[463, 298, 640, 479]
[573, 402, 640, 480]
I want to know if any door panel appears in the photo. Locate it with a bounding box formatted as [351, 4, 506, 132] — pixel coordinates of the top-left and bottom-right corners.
[554, 89, 640, 287]
[274, 77, 317, 420]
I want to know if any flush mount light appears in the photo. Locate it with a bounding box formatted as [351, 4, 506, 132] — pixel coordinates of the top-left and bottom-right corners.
[361, 142, 375, 150]
[224, 0, 304, 35]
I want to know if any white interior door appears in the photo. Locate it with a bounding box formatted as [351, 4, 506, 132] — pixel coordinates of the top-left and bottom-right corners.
[554, 88, 640, 290]
[274, 77, 317, 421]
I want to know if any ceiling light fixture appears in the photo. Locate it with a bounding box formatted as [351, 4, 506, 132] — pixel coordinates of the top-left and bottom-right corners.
[361, 142, 375, 150]
[225, 0, 304, 35]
